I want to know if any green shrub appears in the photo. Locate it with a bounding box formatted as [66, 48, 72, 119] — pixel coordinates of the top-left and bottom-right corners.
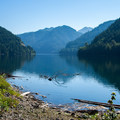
[102, 92, 117, 120]
[0, 74, 20, 114]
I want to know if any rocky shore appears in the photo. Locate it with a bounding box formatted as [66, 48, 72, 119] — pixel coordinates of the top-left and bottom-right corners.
[0, 87, 119, 120]
[0, 90, 79, 120]
[1, 75, 120, 120]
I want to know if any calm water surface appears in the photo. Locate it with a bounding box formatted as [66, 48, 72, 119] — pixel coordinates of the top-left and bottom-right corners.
[1, 55, 120, 105]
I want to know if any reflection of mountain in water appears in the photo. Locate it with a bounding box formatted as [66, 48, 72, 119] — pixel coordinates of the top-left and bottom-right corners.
[78, 57, 120, 90]
[22, 55, 79, 75]
[61, 55, 96, 75]
[20, 55, 120, 88]
[21, 55, 97, 84]
[22, 55, 95, 75]
[0, 55, 34, 74]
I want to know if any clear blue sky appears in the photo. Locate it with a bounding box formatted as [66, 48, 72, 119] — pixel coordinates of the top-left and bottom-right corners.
[0, 0, 120, 34]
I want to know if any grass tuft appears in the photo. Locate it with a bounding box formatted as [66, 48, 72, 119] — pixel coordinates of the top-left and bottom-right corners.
[0, 74, 20, 114]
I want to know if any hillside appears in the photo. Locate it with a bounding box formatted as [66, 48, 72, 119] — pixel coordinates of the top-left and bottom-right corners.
[60, 20, 115, 55]
[18, 25, 82, 54]
[78, 27, 93, 34]
[78, 18, 120, 57]
[0, 26, 35, 56]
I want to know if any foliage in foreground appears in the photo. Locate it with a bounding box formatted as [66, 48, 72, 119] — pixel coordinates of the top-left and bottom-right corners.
[87, 92, 118, 120]
[0, 74, 120, 120]
[0, 74, 20, 114]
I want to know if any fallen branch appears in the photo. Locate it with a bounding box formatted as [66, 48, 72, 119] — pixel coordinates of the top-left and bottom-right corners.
[73, 98, 120, 109]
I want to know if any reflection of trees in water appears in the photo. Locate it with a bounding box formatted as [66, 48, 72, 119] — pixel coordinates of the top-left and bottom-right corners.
[21, 55, 82, 85]
[0, 55, 35, 74]
[61, 55, 120, 90]
[78, 56, 120, 90]
[60, 55, 95, 76]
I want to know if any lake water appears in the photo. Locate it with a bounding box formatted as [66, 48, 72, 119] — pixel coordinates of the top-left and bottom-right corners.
[1, 55, 120, 105]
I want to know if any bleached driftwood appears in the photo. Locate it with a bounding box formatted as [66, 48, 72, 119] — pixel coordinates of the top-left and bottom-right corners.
[21, 92, 30, 96]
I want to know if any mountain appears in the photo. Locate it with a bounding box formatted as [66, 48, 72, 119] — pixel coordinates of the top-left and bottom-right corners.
[0, 26, 35, 56]
[78, 27, 93, 34]
[60, 20, 115, 55]
[78, 18, 120, 57]
[18, 25, 82, 54]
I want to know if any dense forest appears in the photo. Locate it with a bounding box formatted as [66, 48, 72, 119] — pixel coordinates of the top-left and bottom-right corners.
[78, 18, 120, 57]
[0, 26, 35, 56]
[60, 20, 114, 55]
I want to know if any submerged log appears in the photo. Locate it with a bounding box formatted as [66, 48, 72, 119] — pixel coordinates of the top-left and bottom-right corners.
[48, 77, 52, 81]
[73, 99, 120, 109]
[6, 74, 22, 78]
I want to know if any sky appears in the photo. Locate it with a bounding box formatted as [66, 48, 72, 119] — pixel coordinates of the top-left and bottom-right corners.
[0, 0, 120, 34]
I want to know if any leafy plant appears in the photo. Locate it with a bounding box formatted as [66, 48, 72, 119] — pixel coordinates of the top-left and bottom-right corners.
[0, 74, 20, 114]
[102, 92, 117, 120]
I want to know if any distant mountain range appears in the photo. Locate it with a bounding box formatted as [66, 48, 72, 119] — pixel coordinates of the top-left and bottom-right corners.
[78, 18, 120, 57]
[0, 26, 35, 56]
[18, 25, 82, 54]
[60, 20, 115, 55]
[78, 27, 93, 34]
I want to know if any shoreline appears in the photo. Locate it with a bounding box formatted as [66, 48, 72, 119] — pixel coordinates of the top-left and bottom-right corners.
[0, 86, 79, 120]
[0, 85, 106, 120]
[1, 75, 120, 119]
[13, 84, 108, 111]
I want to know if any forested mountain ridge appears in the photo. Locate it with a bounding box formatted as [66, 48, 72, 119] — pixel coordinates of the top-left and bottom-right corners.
[78, 18, 120, 57]
[18, 25, 82, 54]
[60, 20, 115, 55]
[0, 26, 35, 56]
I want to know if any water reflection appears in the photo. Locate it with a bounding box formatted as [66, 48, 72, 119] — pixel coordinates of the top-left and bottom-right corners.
[0, 55, 35, 74]
[78, 57, 120, 90]
[20, 55, 84, 84]
[10, 55, 120, 88]
[6, 55, 120, 104]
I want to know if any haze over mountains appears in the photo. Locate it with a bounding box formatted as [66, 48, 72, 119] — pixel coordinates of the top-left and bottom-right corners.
[78, 27, 93, 34]
[18, 20, 116, 55]
[18, 25, 82, 54]
[60, 20, 115, 55]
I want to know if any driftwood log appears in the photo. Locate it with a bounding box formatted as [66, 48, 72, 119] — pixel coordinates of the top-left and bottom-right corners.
[21, 92, 30, 96]
[73, 99, 120, 109]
